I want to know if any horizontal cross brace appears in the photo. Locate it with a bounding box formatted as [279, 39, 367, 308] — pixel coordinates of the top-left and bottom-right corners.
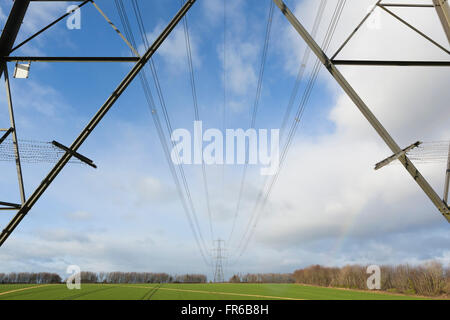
[2, 57, 139, 63]
[52, 140, 97, 168]
[0, 127, 13, 145]
[332, 60, 450, 66]
[375, 141, 422, 170]
[380, 4, 434, 7]
[0, 201, 21, 209]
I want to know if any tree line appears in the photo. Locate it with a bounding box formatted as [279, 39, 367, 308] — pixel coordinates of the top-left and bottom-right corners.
[226, 261, 450, 296]
[0, 272, 62, 284]
[292, 261, 450, 296]
[229, 273, 294, 283]
[0, 271, 207, 284]
[78, 272, 207, 284]
[3, 261, 448, 296]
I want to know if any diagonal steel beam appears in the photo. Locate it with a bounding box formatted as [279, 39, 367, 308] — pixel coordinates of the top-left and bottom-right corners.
[331, 0, 383, 60]
[444, 144, 450, 204]
[432, 0, 450, 44]
[378, 4, 450, 54]
[273, 0, 450, 222]
[4, 63, 26, 205]
[51, 140, 97, 169]
[10, 0, 90, 53]
[0, 0, 31, 78]
[90, 0, 140, 57]
[0, 0, 197, 247]
[0, 128, 13, 145]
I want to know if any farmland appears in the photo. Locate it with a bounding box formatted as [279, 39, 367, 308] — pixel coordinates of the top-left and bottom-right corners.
[0, 283, 430, 300]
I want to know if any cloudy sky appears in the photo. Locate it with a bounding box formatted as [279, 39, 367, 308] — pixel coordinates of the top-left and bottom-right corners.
[0, 0, 449, 280]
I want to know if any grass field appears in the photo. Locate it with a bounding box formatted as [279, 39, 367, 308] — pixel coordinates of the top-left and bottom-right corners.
[0, 283, 431, 300]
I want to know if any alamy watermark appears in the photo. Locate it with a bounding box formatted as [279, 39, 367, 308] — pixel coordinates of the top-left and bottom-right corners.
[170, 121, 280, 176]
[367, 5, 382, 30]
[367, 265, 381, 290]
[66, 265, 81, 290]
[66, 5, 82, 30]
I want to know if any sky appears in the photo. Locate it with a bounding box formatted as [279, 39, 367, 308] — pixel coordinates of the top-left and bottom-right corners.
[0, 0, 449, 281]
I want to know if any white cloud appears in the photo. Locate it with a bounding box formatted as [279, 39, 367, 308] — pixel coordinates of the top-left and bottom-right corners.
[204, 0, 268, 112]
[144, 24, 201, 73]
[67, 211, 92, 221]
[201, 0, 224, 25]
[22, 2, 68, 35]
[0, 6, 7, 23]
[0, 228, 210, 275]
[223, 41, 258, 97]
[13, 81, 68, 118]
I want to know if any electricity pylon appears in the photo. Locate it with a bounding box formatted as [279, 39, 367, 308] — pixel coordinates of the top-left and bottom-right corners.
[213, 239, 225, 283]
[0, 0, 449, 249]
[273, 0, 450, 221]
[0, 0, 197, 246]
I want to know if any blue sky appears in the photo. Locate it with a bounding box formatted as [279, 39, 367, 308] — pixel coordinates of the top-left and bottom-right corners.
[0, 0, 449, 280]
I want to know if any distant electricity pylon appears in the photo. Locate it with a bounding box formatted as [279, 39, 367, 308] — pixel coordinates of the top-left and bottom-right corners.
[213, 239, 225, 283]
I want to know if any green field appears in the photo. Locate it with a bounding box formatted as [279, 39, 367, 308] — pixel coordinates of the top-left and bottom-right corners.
[0, 283, 430, 300]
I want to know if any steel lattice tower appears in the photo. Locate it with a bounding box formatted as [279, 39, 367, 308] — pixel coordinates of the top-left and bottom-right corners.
[213, 239, 225, 283]
[0, 0, 449, 250]
[0, 0, 197, 246]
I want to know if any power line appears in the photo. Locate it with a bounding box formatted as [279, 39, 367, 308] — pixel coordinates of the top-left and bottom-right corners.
[128, 0, 207, 258]
[180, 0, 215, 243]
[133, 0, 212, 262]
[228, 1, 328, 257]
[227, 0, 275, 246]
[223, 0, 227, 136]
[130, 0, 211, 260]
[280, 0, 327, 140]
[222, 0, 227, 210]
[227, 0, 326, 258]
[235, 0, 347, 259]
[128, 0, 212, 262]
[114, 0, 211, 265]
[232, 0, 331, 258]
